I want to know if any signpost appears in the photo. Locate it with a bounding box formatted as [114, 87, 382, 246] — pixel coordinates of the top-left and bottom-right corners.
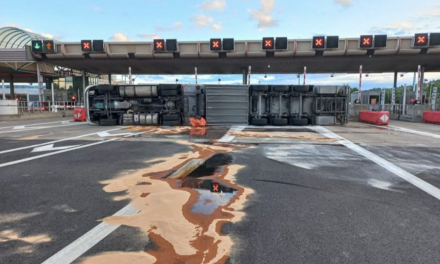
[432, 87, 438, 110]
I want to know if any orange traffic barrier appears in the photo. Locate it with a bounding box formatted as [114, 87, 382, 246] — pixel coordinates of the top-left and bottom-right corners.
[73, 107, 87, 122]
[359, 110, 389, 125]
[189, 117, 206, 127]
[423, 111, 440, 125]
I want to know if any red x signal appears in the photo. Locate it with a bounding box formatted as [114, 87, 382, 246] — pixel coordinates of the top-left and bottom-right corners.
[156, 41, 163, 49]
[265, 40, 272, 47]
[315, 39, 323, 46]
[212, 41, 219, 48]
[417, 36, 426, 44]
[212, 183, 219, 192]
[363, 38, 371, 45]
[83, 42, 90, 49]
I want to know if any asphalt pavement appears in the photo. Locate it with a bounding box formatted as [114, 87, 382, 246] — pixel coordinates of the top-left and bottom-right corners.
[0, 118, 440, 264]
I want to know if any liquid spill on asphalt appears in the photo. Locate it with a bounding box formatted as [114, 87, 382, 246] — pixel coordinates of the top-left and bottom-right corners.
[0, 230, 51, 244]
[231, 131, 340, 142]
[79, 141, 254, 264]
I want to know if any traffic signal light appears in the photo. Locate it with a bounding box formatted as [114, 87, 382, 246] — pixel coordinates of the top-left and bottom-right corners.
[166, 39, 177, 51]
[71, 96, 76, 101]
[262, 37, 274, 50]
[359, 35, 373, 48]
[93, 40, 105, 52]
[43, 40, 55, 52]
[275, 37, 288, 50]
[413, 33, 428, 47]
[210, 38, 222, 51]
[374, 35, 387, 48]
[429, 33, 440, 46]
[31, 40, 43, 52]
[312, 36, 325, 49]
[326, 36, 339, 48]
[223, 38, 234, 50]
[81, 40, 92, 52]
[154, 39, 165, 52]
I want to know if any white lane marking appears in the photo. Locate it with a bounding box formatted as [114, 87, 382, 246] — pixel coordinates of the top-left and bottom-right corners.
[218, 125, 246, 142]
[311, 126, 440, 201]
[0, 130, 144, 168]
[97, 131, 135, 137]
[0, 140, 117, 168]
[42, 204, 139, 264]
[13, 126, 26, 130]
[31, 144, 80, 153]
[0, 128, 122, 155]
[369, 124, 440, 139]
[0, 123, 86, 134]
[0, 120, 73, 130]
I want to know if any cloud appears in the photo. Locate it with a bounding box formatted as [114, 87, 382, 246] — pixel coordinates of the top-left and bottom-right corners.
[192, 14, 214, 27]
[211, 23, 223, 30]
[41, 33, 53, 39]
[156, 22, 183, 32]
[109, 32, 130, 41]
[248, 0, 277, 29]
[198, 0, 226, 12]
[137, 34, 161, 40]
[418, 6, 440, 18]
[92, 6, 101, 12]
[333, 0, 352, 7]
[371, 20, 423, 35]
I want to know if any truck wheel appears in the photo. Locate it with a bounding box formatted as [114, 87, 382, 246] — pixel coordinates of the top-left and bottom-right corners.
[159, 84, 180, 90]
[99, 118, 118, 126]
[290, 118, 308, 126]
[251, 85, 269, 93]
[162, 114, 181, 121]
[272, 86, 290, 92]
[96, 85, 115, 94]
[162, 120, 181, 126]
[292, 85, 310, 92]
[251, 118, 268, 126]
[160, 90, 178, 96]
[271, 118, 288, 126]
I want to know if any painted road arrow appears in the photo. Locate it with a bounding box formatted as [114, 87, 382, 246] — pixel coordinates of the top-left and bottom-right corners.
[32, 144, 80, 153]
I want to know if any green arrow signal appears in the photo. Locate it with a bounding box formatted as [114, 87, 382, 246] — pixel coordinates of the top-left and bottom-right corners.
[34, 42, 41, 49]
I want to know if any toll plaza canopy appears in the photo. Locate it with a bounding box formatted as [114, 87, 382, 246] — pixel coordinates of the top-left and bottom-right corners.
[0, 27, 54, 49]
[32, 35, 440, 74]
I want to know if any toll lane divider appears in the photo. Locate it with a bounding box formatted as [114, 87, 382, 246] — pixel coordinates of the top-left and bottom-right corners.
[359, 110, 389, 126]
[423, 111, 440, 125]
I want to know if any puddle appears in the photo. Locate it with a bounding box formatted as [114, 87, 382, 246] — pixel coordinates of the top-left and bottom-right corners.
[178, 178, 238, 215]
[80, 141, 254, 264]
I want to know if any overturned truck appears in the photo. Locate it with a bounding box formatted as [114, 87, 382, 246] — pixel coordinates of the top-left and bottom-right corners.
[85, 84, 349, 126]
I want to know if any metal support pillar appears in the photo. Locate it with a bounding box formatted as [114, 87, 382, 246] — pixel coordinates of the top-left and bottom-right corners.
[9, 75, 15, 100]
[108, 74, 112, 84]
[82, 69, 86, 103]
[393, 72, 398, 88]
[2, 79, 5, 100]
[420, 65, 425, 102]
[36, 62, 43, 101]
[242, 68, 248, 85]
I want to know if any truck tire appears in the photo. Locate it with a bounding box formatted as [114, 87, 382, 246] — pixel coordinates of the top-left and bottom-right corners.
[99, 118, 118, 126]
[96, 85, 115, 94]
[162, 120, 181, 126]
[251, 85, 269, 93]
[292, 85, 310, 92]
[271, 118, 288, 126]
[272, 85, 290, 92]
[160, 90, 178, 96]
[159, 84, 180, 90]
[162, 114, 181, 121]
[290, 118, 308, 126]
[251, 118, 268, 126]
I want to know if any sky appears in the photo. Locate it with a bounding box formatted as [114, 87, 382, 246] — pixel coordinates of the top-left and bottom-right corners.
[1, 0, 440, 88]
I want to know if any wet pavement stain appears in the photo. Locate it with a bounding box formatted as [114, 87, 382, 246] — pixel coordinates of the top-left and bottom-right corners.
[79, 141, 254, 264]
[243, 128, 317, 133]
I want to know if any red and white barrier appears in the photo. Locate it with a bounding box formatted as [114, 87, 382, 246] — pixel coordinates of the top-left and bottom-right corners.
[359, 111, 389, 125]
[423, 111, 440, 125]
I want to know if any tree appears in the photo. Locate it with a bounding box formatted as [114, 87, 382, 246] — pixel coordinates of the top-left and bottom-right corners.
[350, 87, 358, 93]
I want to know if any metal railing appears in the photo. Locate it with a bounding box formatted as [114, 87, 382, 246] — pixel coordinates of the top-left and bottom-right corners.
[17, 101, 83, 114]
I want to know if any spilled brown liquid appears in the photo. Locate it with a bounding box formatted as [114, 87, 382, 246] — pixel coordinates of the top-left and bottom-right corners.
[79, 141, 253, 264]
[231, 131, 340, 142]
